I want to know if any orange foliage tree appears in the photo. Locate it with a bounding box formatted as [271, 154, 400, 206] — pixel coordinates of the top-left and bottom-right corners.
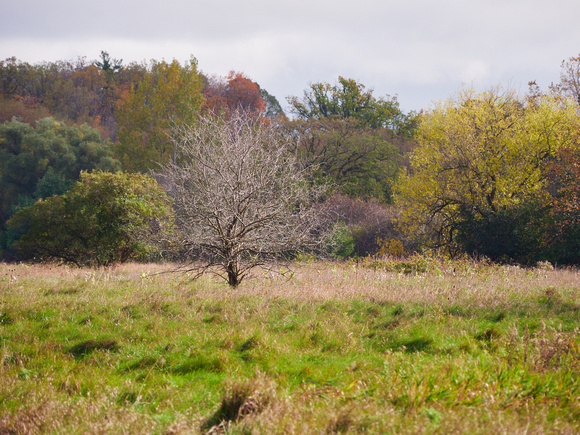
[202, 71, 265, 115]
[0, 55, 147, 140]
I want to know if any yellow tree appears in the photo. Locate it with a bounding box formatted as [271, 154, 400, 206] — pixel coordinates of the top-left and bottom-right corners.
[395, 86, 580, 254]
[115, 57, 204, 172]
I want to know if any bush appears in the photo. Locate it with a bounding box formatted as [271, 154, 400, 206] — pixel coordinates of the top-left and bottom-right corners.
[324, 195, 415, 257]
[455, 203, 548, 264]
[7, 171, 173, 266]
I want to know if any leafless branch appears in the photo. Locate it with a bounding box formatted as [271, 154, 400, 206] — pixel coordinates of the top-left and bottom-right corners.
[156, 110, 329, 287]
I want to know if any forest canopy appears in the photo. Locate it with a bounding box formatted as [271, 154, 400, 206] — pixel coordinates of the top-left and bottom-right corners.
[1, 52, 580, 265]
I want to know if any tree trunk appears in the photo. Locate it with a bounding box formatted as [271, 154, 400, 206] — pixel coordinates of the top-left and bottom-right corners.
[226, 261, 240, 288]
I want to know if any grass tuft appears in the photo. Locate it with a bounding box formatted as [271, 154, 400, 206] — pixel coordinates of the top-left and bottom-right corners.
[202, 377, 273, 432]
[475, 327, 502, 341]
[172, 354, 224, 375]
[68, 339, 119, 359]
[0, 312, 14, 325]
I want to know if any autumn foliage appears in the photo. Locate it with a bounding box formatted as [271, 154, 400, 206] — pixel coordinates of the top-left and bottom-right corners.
[543, 148, 580, 263]
[2, 52, 580, 265]
[396, 85, 580, 263]
[0, 55, 146, 140]
[202, 71, 266, 115]
[114, 58, 204, 173]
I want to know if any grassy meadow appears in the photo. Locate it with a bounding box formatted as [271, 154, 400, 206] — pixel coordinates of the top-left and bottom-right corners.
[0, 257, 579, 434]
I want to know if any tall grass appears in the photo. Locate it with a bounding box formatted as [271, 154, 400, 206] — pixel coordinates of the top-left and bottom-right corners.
[0, 259, 579, 433]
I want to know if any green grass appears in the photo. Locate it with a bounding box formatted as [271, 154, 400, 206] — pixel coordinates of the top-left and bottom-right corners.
[0, 260, 579, 433]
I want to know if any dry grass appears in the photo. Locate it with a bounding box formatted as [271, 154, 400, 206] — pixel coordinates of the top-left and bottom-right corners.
[2, 259, 577, 305]
[245, 259, 580, 309]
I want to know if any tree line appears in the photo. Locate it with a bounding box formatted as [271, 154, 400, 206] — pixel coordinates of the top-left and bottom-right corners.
[1, 51, 580, 283]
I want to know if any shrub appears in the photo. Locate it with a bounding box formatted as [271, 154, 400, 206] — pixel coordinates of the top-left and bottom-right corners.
[455, 203, 548, 264]
[324, 194, 414, 257]
[8, 171, 173, 266]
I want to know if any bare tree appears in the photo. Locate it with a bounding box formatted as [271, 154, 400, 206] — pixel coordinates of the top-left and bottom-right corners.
[559, 54, 580, 104]
[158, 111, 328, 287]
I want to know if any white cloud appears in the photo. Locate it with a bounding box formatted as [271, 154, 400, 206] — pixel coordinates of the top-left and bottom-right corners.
[2, 0, 580, 111]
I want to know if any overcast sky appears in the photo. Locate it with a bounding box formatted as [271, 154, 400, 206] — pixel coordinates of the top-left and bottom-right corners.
[2, 0, 579, 113]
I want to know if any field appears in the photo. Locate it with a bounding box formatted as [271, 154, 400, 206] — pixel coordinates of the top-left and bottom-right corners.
[0, 258, 579, 434]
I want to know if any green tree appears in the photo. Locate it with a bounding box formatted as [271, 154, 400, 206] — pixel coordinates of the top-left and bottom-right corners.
[396, 86, 580, 256]
[0, 57, 31, 97]
[285, 78, 417, 202]
[285, 116, 402, 201]
[259, 87, 285, 120]
[288, 76, 417, 135]
[0, 117, 120, 229]
[115, 57, 204, 172]
[8, 171, 173, 267]
[93, 51, 123, 77]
